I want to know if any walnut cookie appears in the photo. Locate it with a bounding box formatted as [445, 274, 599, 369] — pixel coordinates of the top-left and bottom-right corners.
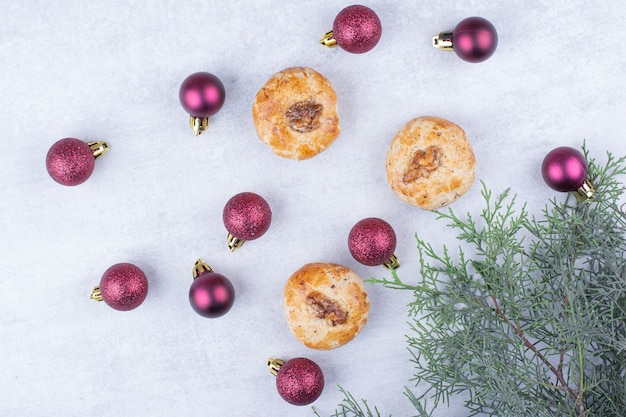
[386, 116, 476, 210]
[252, 67, 340, 160]
[284, 263, 369, 350]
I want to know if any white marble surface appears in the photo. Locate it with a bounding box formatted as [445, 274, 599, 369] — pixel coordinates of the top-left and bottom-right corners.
[1, 1, 625, 416]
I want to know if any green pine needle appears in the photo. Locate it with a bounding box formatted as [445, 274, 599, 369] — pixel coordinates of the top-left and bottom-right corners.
[317, 146, 626, 417]
[313, 386, 389, 417]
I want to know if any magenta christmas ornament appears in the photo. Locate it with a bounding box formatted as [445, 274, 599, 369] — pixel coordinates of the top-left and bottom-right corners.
[268, 357, 324, 406]
[542, 146, 594, 201]
[320, 5, 382, 54]
[179, 72, 226, 136]
[433, 17, 498, 63]
[46, 138, 109, 186]
[189, 259, 235, 318]
[348, 217, 399, 269]
[223, 192, 272, 252]
[90, 263, 148, 311]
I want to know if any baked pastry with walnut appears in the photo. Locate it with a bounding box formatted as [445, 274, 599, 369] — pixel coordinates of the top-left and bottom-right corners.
[386, 116, 476, 210]
[252, 67, 340, 160]
[284, 263, 369, 350]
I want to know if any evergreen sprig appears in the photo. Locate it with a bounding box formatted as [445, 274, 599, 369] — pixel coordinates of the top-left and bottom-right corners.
[318, 147, 626, 417]
[313, 386, 388, 417]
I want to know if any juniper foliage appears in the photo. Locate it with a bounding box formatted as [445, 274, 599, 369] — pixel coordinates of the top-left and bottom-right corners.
[317, 148, 626, 417]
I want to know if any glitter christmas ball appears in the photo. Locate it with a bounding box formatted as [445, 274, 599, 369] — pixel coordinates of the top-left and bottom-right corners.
[275, 358, 324, 406]
[223, 192, 272, 241]
[189, 270, 235, 318]
[348, 217, 397, 266]
[46, 138, 96, 186]
[179, 72, 226, 118]
[332, 5, 382, 53]
[542, 147, 588, 192]
[452, 17, 498, 63]
[99, 263, 148, 311]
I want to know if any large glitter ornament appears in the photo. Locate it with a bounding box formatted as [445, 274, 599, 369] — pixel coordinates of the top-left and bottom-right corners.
[90, 263, 148, 311]
[320, 5, 382, 54]
[46, 138, 109, 186]
[189, 259, 235, 318]
[542, 146, 594, 201]
[268, 357, 324, 406]
[348, 217, 399, 269]
[223, 192, 272, 251]
[179, 72, 226, 136]
[433, 17, 498, 63]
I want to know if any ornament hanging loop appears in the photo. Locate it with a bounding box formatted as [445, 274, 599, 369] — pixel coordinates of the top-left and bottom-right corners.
[193, 259, 214, 279]
[90, 285, 103, 301]
[190, 116, 210, 136]
[226, 233, 245, 252]
[573, 179, 595, 202]
[267, 358, 285, 376]
[320, 31, 338, 48]
[87, 141, 110, 159]
[433, 32, 453, 50]
[383, 254, 400, 270]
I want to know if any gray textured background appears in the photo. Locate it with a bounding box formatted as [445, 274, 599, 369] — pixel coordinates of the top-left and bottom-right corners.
[1, 1, 625, 416]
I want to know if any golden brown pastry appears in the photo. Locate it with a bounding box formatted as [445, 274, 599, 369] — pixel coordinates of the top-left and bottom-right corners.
[252, 67, 340, 160]
[386, 116, 476, 210]
[284, 263, 369, 350]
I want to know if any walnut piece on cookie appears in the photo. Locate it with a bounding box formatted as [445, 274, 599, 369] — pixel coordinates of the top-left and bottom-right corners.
[284, 263, 369, 350]
[386, 116, 476, 210]
[252, 67, 340, 160]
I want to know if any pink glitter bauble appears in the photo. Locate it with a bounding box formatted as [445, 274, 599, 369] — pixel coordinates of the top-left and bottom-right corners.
[276, 358, 324, 406]
[99, 263, 148, 311]
[452, 17, 498, 63]
[179, 72, 226, 118]
[542, 147, 588, 192]
[223, 192, 272, 241]
[189, 271, 235, 318]
[46, 138, 95, 186]
[333, 5, 382, 54]
[348, 217, 397, 266]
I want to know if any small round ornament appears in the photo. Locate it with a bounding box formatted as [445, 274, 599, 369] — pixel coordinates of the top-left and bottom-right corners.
[179, 72, 226, 136]
[223, 192, 272, 251]
[320, 5, 382, 54]
[433, 17, 498, 63]
[90, 263, 148, 311]
[268, 357, 324, 406]
[189, 259, 235, 318]
[46, 138, 109, 186]
[542, 146, 594, 201]
[348, 217, 399, 269]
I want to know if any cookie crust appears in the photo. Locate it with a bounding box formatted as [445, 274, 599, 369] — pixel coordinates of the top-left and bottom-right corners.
[386, 116, 476, 210]
[284, 263, 369, 350]
[252, 67, 340, 160]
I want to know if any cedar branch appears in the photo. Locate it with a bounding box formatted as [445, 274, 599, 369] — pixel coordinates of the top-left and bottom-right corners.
[490, 294, 585, 415]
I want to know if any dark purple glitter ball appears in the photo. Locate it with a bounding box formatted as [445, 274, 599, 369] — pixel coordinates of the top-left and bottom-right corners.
[333, 5, 382, 54]
[348, 217, 397, 266]
[276, 358, 324, 406]
[99, 263, 148, 311]
[46, 138, 95, 186]
[222, 192, 272, 241]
